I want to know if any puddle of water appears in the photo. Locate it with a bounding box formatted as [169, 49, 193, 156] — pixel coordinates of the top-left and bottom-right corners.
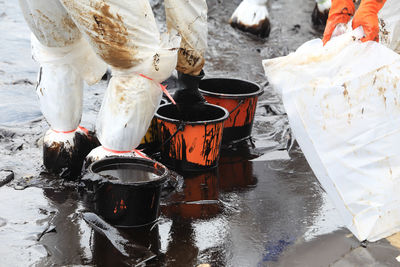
[0, 186, 52, 265]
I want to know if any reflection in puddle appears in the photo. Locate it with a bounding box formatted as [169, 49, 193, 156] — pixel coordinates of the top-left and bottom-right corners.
[0, 186, 51, 266]
[162, 169, 220, 220]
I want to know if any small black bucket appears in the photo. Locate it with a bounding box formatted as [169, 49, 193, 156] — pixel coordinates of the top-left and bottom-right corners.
[87, 157, 169, 227]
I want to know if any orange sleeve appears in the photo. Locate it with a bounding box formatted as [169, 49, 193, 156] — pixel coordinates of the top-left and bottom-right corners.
[352, 0, 387, 42]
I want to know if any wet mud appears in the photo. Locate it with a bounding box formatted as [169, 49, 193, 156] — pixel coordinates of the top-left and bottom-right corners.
[2, 0, 400, 266]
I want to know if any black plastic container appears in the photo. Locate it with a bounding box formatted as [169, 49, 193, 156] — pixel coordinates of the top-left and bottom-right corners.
[87, 157, 169, 227]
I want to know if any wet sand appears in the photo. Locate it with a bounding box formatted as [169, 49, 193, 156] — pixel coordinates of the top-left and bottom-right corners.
[1, 0, 400, 266]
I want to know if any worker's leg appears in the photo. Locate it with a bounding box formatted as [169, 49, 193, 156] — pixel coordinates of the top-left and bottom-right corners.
[60, 0, 179, 163]
[164, 0, 208, 111]
[19, 0, 106, 178]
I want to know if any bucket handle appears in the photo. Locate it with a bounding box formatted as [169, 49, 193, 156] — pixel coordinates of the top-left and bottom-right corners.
[229, 99, 245, 115]
[156, 121, 185, 151]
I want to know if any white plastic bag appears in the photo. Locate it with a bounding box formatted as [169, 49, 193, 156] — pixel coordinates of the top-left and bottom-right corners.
[263, 28, 400, 241]
[165, 0, 207, 75]
[379, 0, 400, 53]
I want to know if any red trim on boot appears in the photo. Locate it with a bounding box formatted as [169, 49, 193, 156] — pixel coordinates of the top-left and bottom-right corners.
[78, 126, 89, 135]
[102, 146, 133, 154]
[51, 128, 77, 134]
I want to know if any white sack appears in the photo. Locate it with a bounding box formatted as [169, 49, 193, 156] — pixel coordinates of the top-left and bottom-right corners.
[263, 28, 400, 241]
[165, 0, 207, 75]
[379, 0, 400, 54]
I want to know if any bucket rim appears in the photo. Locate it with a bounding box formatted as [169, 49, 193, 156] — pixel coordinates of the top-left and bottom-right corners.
[199, 77, 264, 99]
[87, 156, 169, 186]
[155, 103, 229, 125]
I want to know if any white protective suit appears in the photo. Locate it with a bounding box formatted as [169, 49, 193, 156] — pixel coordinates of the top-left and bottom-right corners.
[19, 0, 207, 170]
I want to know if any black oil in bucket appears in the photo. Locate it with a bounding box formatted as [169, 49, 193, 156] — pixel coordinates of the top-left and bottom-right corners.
[86, 157, 169, 227]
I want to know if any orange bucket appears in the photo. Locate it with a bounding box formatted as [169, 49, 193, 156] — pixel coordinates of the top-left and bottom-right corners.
[199, 78, 263, 143]
[155, 103, 229, 171]
[218, 148, 257, 192]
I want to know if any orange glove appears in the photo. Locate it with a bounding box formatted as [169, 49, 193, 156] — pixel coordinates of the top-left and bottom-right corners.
[352, 0, 386, 42]
[322, 0, 355, 45]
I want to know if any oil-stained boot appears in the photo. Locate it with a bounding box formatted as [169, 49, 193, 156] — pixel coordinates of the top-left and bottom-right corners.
[173, 70, 206, 116]
[43, 127, 98, 179]
[312, 3, 329, 26]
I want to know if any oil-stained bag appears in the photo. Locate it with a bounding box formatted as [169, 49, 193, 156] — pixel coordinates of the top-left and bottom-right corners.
[263, 27, 400, 242]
